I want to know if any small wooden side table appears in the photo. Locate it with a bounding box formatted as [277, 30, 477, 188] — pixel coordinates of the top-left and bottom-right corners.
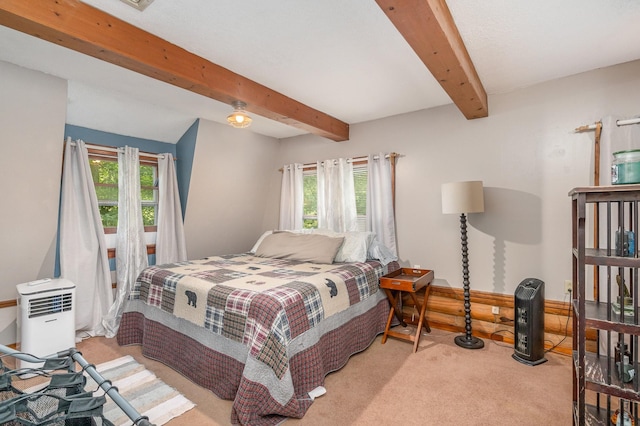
[380, 268, 434, 353]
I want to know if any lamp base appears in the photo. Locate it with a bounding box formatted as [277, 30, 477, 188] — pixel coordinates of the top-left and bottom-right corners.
[454, 335, 485, 350]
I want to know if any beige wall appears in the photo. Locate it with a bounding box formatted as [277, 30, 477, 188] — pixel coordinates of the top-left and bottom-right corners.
[0, 61, 67, 343]
[267, 59, 640, 301]
[183, 118, 280, 259]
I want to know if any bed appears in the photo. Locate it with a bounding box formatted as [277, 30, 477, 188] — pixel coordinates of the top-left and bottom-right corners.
[116, 231, 399, 425]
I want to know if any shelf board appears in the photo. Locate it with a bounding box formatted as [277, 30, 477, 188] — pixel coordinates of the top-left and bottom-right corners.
[581, 403, 620, 426]
[574, 299, 640, 334]
[582, 403, 608, 426]
[575, 351, 640, 401]
[570, 185, 640, 197]
[577, 401, 640, 426]
[570, 185, 640, 203]
[580, 301, 640, 333]
[574, 248, 640, 267]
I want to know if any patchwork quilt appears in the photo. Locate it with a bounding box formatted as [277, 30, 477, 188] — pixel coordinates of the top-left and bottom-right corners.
[119, 253, 398, 425]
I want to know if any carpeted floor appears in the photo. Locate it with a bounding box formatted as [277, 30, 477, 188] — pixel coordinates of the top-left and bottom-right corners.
[75, 327, 572, 425]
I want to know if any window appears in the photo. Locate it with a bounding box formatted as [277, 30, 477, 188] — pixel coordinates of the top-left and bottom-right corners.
[89, 151, 158, 233]
[302, 163, 367, 231]
[302, 171, 317, 229]
[353, 165, 367, 231]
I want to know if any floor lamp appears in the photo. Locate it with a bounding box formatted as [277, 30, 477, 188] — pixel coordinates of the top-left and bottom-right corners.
[442, 180, 485, 349]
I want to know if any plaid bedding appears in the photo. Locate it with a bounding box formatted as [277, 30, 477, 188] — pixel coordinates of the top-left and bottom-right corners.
[117, 253, 399, 425]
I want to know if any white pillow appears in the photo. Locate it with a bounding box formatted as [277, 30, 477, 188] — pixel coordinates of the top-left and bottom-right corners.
[312, 229, 374, 263]
[250, 230, 273, 253]
[249, 229, 313, 253]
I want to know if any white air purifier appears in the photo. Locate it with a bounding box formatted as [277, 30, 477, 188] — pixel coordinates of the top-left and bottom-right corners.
[16, 278, 76, 369]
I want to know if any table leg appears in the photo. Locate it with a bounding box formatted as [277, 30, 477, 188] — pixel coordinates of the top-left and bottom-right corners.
[383, 289, 407, 326]
[381, 303, 395, 345]
[411, 285, 432, 352]
[411, 284, 431, 333]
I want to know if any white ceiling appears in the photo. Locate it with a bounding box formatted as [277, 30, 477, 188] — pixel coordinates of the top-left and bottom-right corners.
[1, 0, 640, 143]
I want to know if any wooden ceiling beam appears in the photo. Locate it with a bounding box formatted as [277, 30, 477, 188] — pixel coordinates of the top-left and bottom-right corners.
[0, 0, 349, 141]
[376, 0, 488, 119]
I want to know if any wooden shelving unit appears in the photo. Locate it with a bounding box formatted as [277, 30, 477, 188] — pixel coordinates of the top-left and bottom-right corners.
[571, 185, 640, 425]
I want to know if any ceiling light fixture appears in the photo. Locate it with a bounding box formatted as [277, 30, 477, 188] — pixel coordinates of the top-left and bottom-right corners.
[227, 101, 253, 129]
[119, 0, 155, 11]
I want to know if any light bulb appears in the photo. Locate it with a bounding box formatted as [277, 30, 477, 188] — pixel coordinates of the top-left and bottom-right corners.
[227, 101, 252, 128]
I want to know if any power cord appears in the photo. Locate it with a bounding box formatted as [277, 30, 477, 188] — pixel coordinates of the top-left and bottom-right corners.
[489, 288, 572, 353]
[490, 329, 515, 349]
[545, 288, 572, 353]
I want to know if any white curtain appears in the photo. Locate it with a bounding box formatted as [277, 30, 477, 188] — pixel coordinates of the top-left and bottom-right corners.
[156, 153, 187, 264]
[59, 138, 112, 338]
[317, 158, 357, 232]
[367, 153, 398, 258]
[599, 115, 640, 186]
[279, 163, 304, 230]
[103, 146, 149, 338]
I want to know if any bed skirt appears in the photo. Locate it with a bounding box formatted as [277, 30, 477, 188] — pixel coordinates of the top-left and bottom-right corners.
[117, 292, 391, 425]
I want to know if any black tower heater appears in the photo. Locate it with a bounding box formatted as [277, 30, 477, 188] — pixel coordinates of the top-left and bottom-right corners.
[513, 278, 547, 366]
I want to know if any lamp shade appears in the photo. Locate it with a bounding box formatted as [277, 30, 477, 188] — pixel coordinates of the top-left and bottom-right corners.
[442, 181, 485, 214]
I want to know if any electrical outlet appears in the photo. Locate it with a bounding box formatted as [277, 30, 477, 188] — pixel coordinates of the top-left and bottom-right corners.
[491, 306, 500, 315]
[565, 280, 573, 294]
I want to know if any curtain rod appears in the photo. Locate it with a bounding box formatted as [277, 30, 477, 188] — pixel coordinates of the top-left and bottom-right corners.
[574, 117, 640, 133]
[66, 138, 167, 159]
[279, 152, 401, 172]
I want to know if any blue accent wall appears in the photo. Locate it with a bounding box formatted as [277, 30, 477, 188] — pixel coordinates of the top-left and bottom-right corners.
[56, 123, 198, 276]
[65, 125, 178, 156]
[175, 119, 199, 218]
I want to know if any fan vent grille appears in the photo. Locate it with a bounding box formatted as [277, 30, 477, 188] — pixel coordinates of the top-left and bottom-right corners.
[28, 292, 73, 318]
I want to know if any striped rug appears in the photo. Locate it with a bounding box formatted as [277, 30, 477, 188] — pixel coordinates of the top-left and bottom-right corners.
[84, 355, 195, 426]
